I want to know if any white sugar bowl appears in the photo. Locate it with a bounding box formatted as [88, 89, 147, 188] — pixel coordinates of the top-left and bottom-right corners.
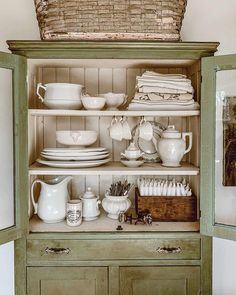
[121, 142, 143, 160]
[158, 125, 192, 167]
[102, 194, 131, 219]
[81, 187, 101, 221]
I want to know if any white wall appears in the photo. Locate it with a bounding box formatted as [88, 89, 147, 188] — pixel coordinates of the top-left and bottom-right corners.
[0, 0, 236, 294]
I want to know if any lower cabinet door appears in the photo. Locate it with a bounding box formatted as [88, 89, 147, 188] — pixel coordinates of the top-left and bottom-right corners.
[120, 266, 200, 295]
[27, 267, 108, 295]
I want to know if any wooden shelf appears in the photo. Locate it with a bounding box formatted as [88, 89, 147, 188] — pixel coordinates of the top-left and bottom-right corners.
[29, 109, 200, 117]
[30, 214, 199, 233]
[29, 161, 199, 176]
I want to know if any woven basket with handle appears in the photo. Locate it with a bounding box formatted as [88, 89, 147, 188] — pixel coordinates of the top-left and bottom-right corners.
[34, 0, 187, 41]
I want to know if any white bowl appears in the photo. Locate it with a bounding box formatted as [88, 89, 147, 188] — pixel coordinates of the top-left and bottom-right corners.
[82, 96, 106, 110]
[121, 159, 144, 168]
[43, 99, 82, 110]
[99, 92, 127, 110]
[56, 130, 98, 147]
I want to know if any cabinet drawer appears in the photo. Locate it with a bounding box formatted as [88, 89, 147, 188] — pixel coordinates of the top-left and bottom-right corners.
[27, 238, 200, 262]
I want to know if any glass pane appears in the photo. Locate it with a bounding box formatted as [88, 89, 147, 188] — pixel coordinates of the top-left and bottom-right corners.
[215, 69, 236, 226]
[0, 241, 14, 295]
[0, 68, 14, 230]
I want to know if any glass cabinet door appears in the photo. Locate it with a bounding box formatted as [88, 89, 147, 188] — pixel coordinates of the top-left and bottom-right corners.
[201, 54, 236, 240]
[0, 52, 27, 245]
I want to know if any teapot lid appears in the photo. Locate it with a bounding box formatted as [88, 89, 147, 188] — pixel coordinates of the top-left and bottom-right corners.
[126, 142, 139, 151]
[161, 125, 181, 139]
[82, 187, 96, 199]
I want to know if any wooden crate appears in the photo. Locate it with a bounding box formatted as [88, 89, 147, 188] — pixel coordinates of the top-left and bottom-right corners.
[135, 188, 197, 222]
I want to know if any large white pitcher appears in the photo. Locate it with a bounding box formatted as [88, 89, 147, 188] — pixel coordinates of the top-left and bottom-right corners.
[31, 176, 72, 223]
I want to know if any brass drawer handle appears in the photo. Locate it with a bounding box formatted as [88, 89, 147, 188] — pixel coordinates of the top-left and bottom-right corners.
[156, 247, 182, 254]
[45, 247, 71, 255]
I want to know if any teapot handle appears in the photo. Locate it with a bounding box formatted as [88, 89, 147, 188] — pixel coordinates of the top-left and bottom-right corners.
[36, 83, 46, 102]
[182, 132, 192, 155]
[30, 179, 43, 214]
[96, 199, 101, 210]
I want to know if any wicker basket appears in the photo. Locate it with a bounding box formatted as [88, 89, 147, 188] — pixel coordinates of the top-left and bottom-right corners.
[135, 188, 197, 222]
[34, 0, 187, 41]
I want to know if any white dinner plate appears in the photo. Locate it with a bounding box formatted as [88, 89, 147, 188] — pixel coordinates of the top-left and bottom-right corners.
[36, 157, 111, 168]
[42, 147, 107, 153]
[41, 150, 109, 157]
[41, 153, 110, 161]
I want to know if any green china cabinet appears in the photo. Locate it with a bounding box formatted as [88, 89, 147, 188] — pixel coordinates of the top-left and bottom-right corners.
[1, 41, 235, 295]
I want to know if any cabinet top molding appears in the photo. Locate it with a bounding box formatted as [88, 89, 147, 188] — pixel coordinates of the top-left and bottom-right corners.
[7, 41, 219, 59]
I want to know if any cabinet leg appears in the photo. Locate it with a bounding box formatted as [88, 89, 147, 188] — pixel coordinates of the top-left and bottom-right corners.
[15, 238, 27, 295]
[201, 235, 212, 295]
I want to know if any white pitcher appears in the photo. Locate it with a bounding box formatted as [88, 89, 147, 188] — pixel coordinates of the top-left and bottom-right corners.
[31, 176, 72, 223]
[158, 125, 192, 167]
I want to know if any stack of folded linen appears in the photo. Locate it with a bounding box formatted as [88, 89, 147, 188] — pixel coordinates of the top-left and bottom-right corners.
[128, 71, 199, 111]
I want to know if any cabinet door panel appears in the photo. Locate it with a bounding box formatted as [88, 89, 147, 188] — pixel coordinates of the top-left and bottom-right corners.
[27, 267, 108, 295]
[201, 54, 236, 240]
[120, 266, 200, 295]
[0, 51, 27, 245]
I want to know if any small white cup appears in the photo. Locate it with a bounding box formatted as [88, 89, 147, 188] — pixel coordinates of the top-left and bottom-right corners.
[109, 117, 123, 141]
[138, 118, 153, 141]
[122, 117, 132, 140]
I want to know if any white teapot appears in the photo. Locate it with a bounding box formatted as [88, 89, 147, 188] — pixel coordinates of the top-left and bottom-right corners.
[121, 142, 143, 160]
[158, 125, 192, 167]
[81, 187, 101, 221]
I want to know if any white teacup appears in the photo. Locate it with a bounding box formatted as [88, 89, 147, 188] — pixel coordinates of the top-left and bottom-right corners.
[138, 118, 153, 141]
[122, 117, 132, 140]
[109, 117, 123, 141]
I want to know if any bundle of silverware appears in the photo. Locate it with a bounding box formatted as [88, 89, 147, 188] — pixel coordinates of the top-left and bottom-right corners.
[107, 180, 132, 196]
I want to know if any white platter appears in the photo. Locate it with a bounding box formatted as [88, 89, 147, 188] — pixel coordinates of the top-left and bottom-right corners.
[41, 153, 110, 161]
[36, 157, 111, 168]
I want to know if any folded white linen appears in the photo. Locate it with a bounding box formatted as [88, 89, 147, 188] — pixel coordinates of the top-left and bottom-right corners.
[137, 81, 193, 93]
[128, 102, 200, 111]
[141, 71, 187, 79]
[134, 92, 193, 101]
[138, 86, 189, 94]
[130, 99, 195, 106]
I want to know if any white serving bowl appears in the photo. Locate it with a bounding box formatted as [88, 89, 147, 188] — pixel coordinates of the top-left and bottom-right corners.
[81, 96, 106, 110]
[43, 99, 82, 110]
[99, 92, 127, 110]
[56, 130, 98, 147]
[102, 194, 131, 219]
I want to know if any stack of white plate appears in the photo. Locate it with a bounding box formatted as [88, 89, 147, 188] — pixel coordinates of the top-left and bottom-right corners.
[37, 147, 111, 168]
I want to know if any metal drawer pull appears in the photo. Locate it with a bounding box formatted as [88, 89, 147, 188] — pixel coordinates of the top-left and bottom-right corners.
[45, 247, 71, 255]
[156, 247, 182, 254]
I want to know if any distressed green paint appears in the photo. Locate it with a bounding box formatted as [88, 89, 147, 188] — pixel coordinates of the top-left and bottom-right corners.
[7, 41, 219, 59]
[201, 236, 212, 295]
[1, 41, 225, 295]
[0, 52, 27, 246]
[201, 54, 236, 241]
[120, 266, 201, 295]
[27, 266, 108, 295]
